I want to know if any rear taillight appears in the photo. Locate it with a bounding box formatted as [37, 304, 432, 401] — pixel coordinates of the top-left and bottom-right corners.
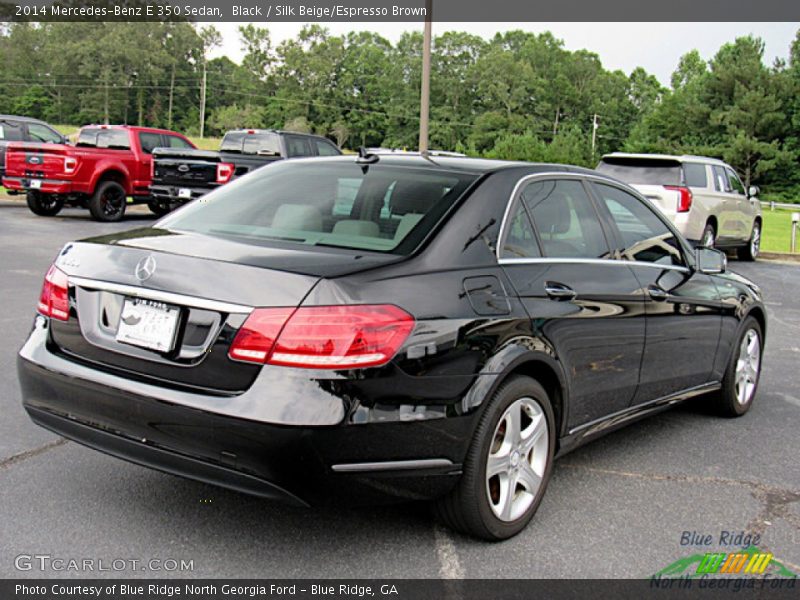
[216, 162, 234, 184]
[228, 305, 415, 369]
[37, 265, 70, 321]
[63, 157, 78, 174]
[665, 185, 693, 213]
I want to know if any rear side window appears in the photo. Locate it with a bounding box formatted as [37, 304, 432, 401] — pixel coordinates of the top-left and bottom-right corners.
[594, 183, 685, 267]
[501, 203, 541, 259]
[77, 128, 130, 150]
[682, 163, 707, 188]
[0, 120, 24, 141]
[138, 132, 162, 154]
[286, 135, 313, 158]
[523, 179, 609, 259]
[220, 132, 281, 156]
[158, 162, 477, 255]
[597, 158, 681, 186]
[27, 123, 62, 143]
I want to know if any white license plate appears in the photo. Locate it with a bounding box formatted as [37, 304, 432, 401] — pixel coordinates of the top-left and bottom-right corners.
[116, 298, 180, 352]
[29, 179, 42, 189]
[178, 188, 192, 199]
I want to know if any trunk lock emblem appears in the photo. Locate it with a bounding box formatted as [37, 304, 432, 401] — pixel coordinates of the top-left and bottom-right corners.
[135, 255, 157, 282]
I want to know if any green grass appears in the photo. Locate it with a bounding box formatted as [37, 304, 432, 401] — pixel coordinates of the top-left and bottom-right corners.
[761, 208, 800, 253]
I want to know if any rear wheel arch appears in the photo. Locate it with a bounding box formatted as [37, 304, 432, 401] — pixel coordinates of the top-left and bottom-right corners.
[93, 169, 130, 194]
[504, 359, 566, 444]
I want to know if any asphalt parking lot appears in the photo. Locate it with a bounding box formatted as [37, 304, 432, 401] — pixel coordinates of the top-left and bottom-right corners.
[1, 200, 798, 579]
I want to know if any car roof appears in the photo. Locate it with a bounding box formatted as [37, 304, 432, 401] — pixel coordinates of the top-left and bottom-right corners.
[601, 152, 728, 166]
[0, 115, 52, 125]
[226, 128, 332, 140]
[79, 124, 186, 135]
[303, 153, 601, 177]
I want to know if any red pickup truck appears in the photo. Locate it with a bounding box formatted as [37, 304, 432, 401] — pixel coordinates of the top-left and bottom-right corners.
[2, 125, 195, 221]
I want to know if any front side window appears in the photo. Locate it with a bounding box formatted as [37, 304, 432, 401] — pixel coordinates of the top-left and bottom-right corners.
[27, 123, 62, 144]
[315, 139, 340, 156]
[158, 162, 476, 255]
[726, 168, 745, 195]
[593, 183, 685, 267]
[522, 179, 609, 259]
[500, 203, 541, 259]
[166, 135, 193, 149]
[712, 165, 730, 192]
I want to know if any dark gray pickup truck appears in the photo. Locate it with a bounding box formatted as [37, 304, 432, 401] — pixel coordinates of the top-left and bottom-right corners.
[149, 129, 342, 214]
[0, 115, 66, 181]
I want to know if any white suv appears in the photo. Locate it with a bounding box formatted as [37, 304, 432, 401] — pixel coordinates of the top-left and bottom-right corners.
[597, 153, 762, 260]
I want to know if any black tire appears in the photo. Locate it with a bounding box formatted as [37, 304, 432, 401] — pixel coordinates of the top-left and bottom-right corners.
[711, 317, 763, 418]
[88, 181, 127, 222]
[434, 375, 555, 541]
[147, 199, 172, 217]
[26, 191, 63, 217]
[700, 222, 716, 248]
[737, 221, 761, 262]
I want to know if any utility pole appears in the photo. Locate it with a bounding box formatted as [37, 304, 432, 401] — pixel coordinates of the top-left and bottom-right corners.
[199, 59, 207, 139]
[590, 113, 598, 158]
[418, 0, 432, 155]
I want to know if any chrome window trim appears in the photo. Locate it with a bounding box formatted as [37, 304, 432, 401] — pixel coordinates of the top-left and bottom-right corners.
[69, 277, 254, 314]
[497, 257, 690, 273]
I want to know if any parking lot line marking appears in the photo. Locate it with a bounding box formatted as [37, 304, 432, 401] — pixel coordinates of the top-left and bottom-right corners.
[433, 524, 465, 579]
[775, 392, 800, 408]
[0, 438, 68, 471]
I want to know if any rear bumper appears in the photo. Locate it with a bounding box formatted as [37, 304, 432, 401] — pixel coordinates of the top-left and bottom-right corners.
[18, 318, 468, 505]
[3, 176, 73, 195]
[150, 184, 215, 204]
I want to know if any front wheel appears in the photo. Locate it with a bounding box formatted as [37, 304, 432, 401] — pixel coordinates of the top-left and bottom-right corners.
[88, 181, 127, 222]
[737, 221, 761, 261]
[434, 375, 555, 540]
[26, 191, 63, 216]
[700, 222, 716, 248]
[711, 317, 763, 417]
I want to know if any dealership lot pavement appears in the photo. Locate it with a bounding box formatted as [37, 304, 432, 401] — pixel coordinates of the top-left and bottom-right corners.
[1, 200, 798, 578]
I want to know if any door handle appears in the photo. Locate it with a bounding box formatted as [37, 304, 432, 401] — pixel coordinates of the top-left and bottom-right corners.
[544, 282, 577, 301]
[647, 285, 669, 301]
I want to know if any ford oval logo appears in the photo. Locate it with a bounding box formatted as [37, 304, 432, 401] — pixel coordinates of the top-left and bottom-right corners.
[27, 155, 42, 165]
[134, 255, 157, 282]
[177, 164, 190, 173]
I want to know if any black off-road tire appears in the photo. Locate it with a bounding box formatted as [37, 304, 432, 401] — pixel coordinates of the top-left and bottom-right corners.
[26, 191, 63, 216]
[88, 181, 127, 222]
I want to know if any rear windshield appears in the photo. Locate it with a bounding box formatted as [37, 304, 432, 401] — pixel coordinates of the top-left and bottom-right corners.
[597, 158, 681, 186]
[220, 131, 281, 156]
[77, 128, 130, 150]
[158, 161, 477, 254]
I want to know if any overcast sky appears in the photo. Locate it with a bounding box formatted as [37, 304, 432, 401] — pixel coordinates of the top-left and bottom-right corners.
[212, 22, 799, 86]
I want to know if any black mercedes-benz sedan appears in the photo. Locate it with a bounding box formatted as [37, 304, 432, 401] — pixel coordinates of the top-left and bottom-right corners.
[18, 154, 766, 540]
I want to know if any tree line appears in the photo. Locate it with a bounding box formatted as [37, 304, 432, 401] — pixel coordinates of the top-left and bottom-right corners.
[1, 22, 799, 198]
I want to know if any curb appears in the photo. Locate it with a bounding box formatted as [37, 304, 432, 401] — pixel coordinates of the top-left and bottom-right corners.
[759, 252, 800, 263]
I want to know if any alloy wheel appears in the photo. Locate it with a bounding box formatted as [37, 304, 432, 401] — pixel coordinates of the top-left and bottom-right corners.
[485, 397, 549, 522]
[750, 224, 761, 258]
[735, 329, 761, 405]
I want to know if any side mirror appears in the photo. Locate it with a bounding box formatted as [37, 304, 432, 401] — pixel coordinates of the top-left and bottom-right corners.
[748, 185, 760, 199]
[695, 247, 727, 274]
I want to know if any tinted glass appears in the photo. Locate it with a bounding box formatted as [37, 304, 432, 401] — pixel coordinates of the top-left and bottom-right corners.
[726, 168, 745, 195]
[712, 166, 730, 192]
[220, 132, 281, 156]
[596, 159, 681, 186]
[0, 120, 24, 141]
[315, 139, 340, 156]
[501, 203, 541, 258]
[594, 183, 685, 267]
[77, 128, 130, 149]
[682, 163, 708, 187]
[138, 132, 162, 154]
[286, 136, 312, 158]
[27, 123, 62, 143]
[523, 179, 608, 259]
[167, 135, 193, 149]
[159, 162, 477, 254]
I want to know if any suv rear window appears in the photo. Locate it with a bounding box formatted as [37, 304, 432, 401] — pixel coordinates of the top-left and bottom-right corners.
[597, 158, 681, 186]
[159, 161, 477, 255]
[220, 131, 281, 156]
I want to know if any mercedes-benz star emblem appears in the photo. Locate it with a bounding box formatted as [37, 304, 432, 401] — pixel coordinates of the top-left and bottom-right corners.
[134, 255, 157, 282]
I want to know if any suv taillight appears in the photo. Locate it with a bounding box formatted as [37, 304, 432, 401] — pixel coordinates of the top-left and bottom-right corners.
[63, 157, 78, 174]
[228, 305, 415, 369]
[37, 264, 70, 321]
[665, 185, 693, 213]
[216, 163, 234, 184]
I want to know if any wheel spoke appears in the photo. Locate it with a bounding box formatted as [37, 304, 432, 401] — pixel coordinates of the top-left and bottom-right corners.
[500, 472, 518, 521]
[520, 414, 545, 454]
[506, 404, 521, 444]
[486, 453, 510, 478]
[517, 462, 542, 493]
